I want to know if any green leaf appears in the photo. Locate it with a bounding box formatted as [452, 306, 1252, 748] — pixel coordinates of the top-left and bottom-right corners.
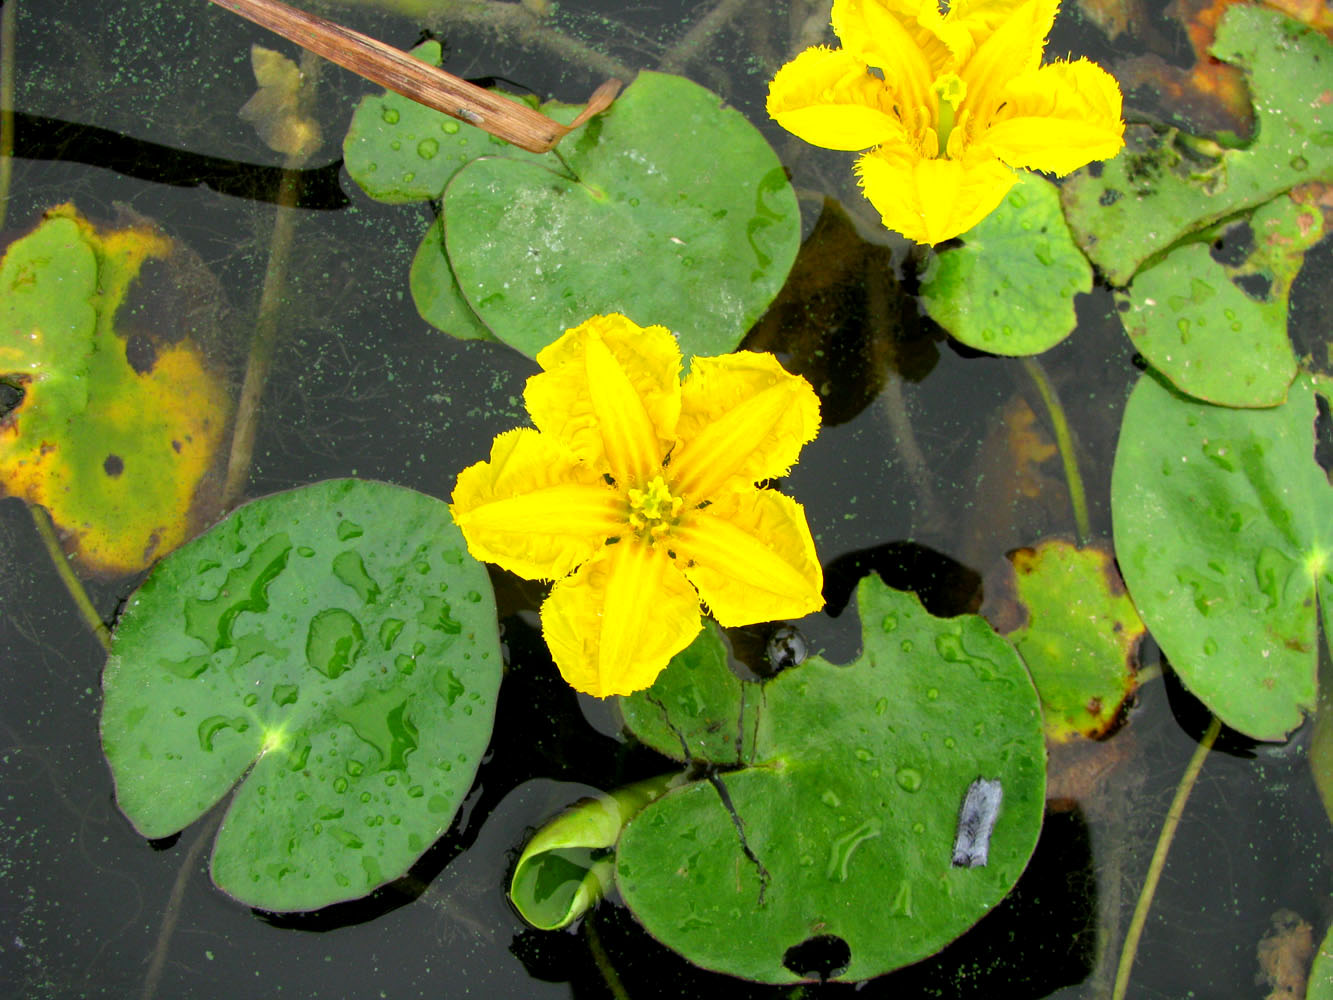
[615, 577, 1046, 983]
[995, 541, 1143, 742]
[617, 621, 757, 765]
[1115, 195, 1321, 407]
[1310, 919, 1333, 1000]
[919, 172, 1092, 356]
[443, 71, 800, 360]
[509, 775, 673, 930]
[1061, 5, 1333, 286]
[409, 217, 495, 341]
[101, 479, 502, 911]
[1112, 373, 1332, 740]
[0, 204, 230, 575]
[341, 42, 566, 203]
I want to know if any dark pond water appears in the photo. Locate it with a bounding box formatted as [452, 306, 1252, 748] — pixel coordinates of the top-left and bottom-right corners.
[1, 0, 1331, 997]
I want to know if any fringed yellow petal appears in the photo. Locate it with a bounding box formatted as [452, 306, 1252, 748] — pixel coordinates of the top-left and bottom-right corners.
[526, 314, 680, 485]
[832, 0, 940, 116]
[669, 352, 821, 501]
[450, 428, 622, 580]
[542, 542, 702, 698]
[943, 0, 1039, 65]
[674, 490, 824, 627]
[767, 47, 908, 151]
[959, 0, 1060, 125]
[856, 146, 1015, 244]
[982, 60, 1125, 174]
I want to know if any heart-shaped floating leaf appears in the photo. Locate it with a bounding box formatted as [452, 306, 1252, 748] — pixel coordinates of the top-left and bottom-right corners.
[101, 478, 502, 911]
[1115, 195, 1320, 407]
[615, 577, 1046, 982]
[991, 541, 1143, 742]
[1112, 372, 1333, 740]
[0, 204, 230, 575]
[919, 172, 1092, 356]
[1061, 5, 1333, 286]
[443, 71, 800, 359]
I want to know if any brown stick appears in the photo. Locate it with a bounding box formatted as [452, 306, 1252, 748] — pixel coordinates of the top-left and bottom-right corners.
[206, 0, 620, 153]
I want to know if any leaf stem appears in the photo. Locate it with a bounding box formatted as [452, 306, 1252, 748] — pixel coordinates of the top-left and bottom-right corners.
[221, 52, 321, 510]
[586, 912, 631, 1000]
[27, 504, 111, 652]
[1111, 714, 1220, 1000]
[141, 809, 224, 1000]
[1021, 356, 1090, 545]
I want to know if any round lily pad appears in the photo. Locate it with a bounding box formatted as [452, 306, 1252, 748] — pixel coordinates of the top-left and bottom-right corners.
[443, 71, 800, 359]
[1113, 372, 1333, 740]
[101, 478, 502, 911]
[614, 576, 1046, 982]
[919, 171, 1091, 357]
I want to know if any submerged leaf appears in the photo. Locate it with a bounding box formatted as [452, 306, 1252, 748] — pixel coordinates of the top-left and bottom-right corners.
[101, 479, 502, 911]
[0, 205, 230, 575]
[614, 577, 1046, 983]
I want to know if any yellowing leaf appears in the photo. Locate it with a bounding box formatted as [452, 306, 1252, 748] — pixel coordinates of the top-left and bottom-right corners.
[0, 204, 231, 575]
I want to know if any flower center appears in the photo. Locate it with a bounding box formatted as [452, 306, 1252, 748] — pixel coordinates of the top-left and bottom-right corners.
[626, 475, 683, 542]
[932, 73, 967, 156]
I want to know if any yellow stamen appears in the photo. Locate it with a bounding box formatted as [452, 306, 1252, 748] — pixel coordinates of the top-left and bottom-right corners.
[625, 475, 683, 542]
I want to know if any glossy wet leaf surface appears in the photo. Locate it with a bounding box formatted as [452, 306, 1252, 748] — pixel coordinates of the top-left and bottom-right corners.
[101, 479, 502, 911]
[1112, 372, 1333, 740]
[342, 42, 564, 204]
[991, 541, 1142, 742]
[1116, 195, 1320, 406]
[617, 621, 757, 766]
[614, 577, 1045, 983]
[443, 71, 800, 359]
[920, 173, 1092, 356]
[1062, 5, 1333, 286]
[0, 205, 229, 575]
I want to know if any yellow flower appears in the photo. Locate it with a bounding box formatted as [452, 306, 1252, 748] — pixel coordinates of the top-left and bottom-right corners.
[767, 0, 1125, 244]
[450, 314, 825, 698]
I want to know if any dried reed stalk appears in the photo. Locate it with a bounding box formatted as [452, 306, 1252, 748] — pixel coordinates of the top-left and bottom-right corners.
[207, 0, 620, 153]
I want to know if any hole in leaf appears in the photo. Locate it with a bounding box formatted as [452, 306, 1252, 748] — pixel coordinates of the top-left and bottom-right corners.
[782, 934, 850, 981]
[0, 380, 24, 419]
[103, 454, 125, 478]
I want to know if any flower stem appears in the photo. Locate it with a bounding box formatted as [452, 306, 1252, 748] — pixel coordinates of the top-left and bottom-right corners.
[1021, 356, 1090, 545]
[27, 504, 112, 652]
[1111, 715, 1220, 1000]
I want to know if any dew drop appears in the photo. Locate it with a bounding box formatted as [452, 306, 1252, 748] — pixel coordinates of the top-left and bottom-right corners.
[333, 777, 349, 794]
[1291, 155, 1309, 171]
[880, 613, 898, 633]
[381, 106, 400, 124]
[442, 120, 460, 134]
[417, 138, 439, 159]
[895, 767, 923, 792]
